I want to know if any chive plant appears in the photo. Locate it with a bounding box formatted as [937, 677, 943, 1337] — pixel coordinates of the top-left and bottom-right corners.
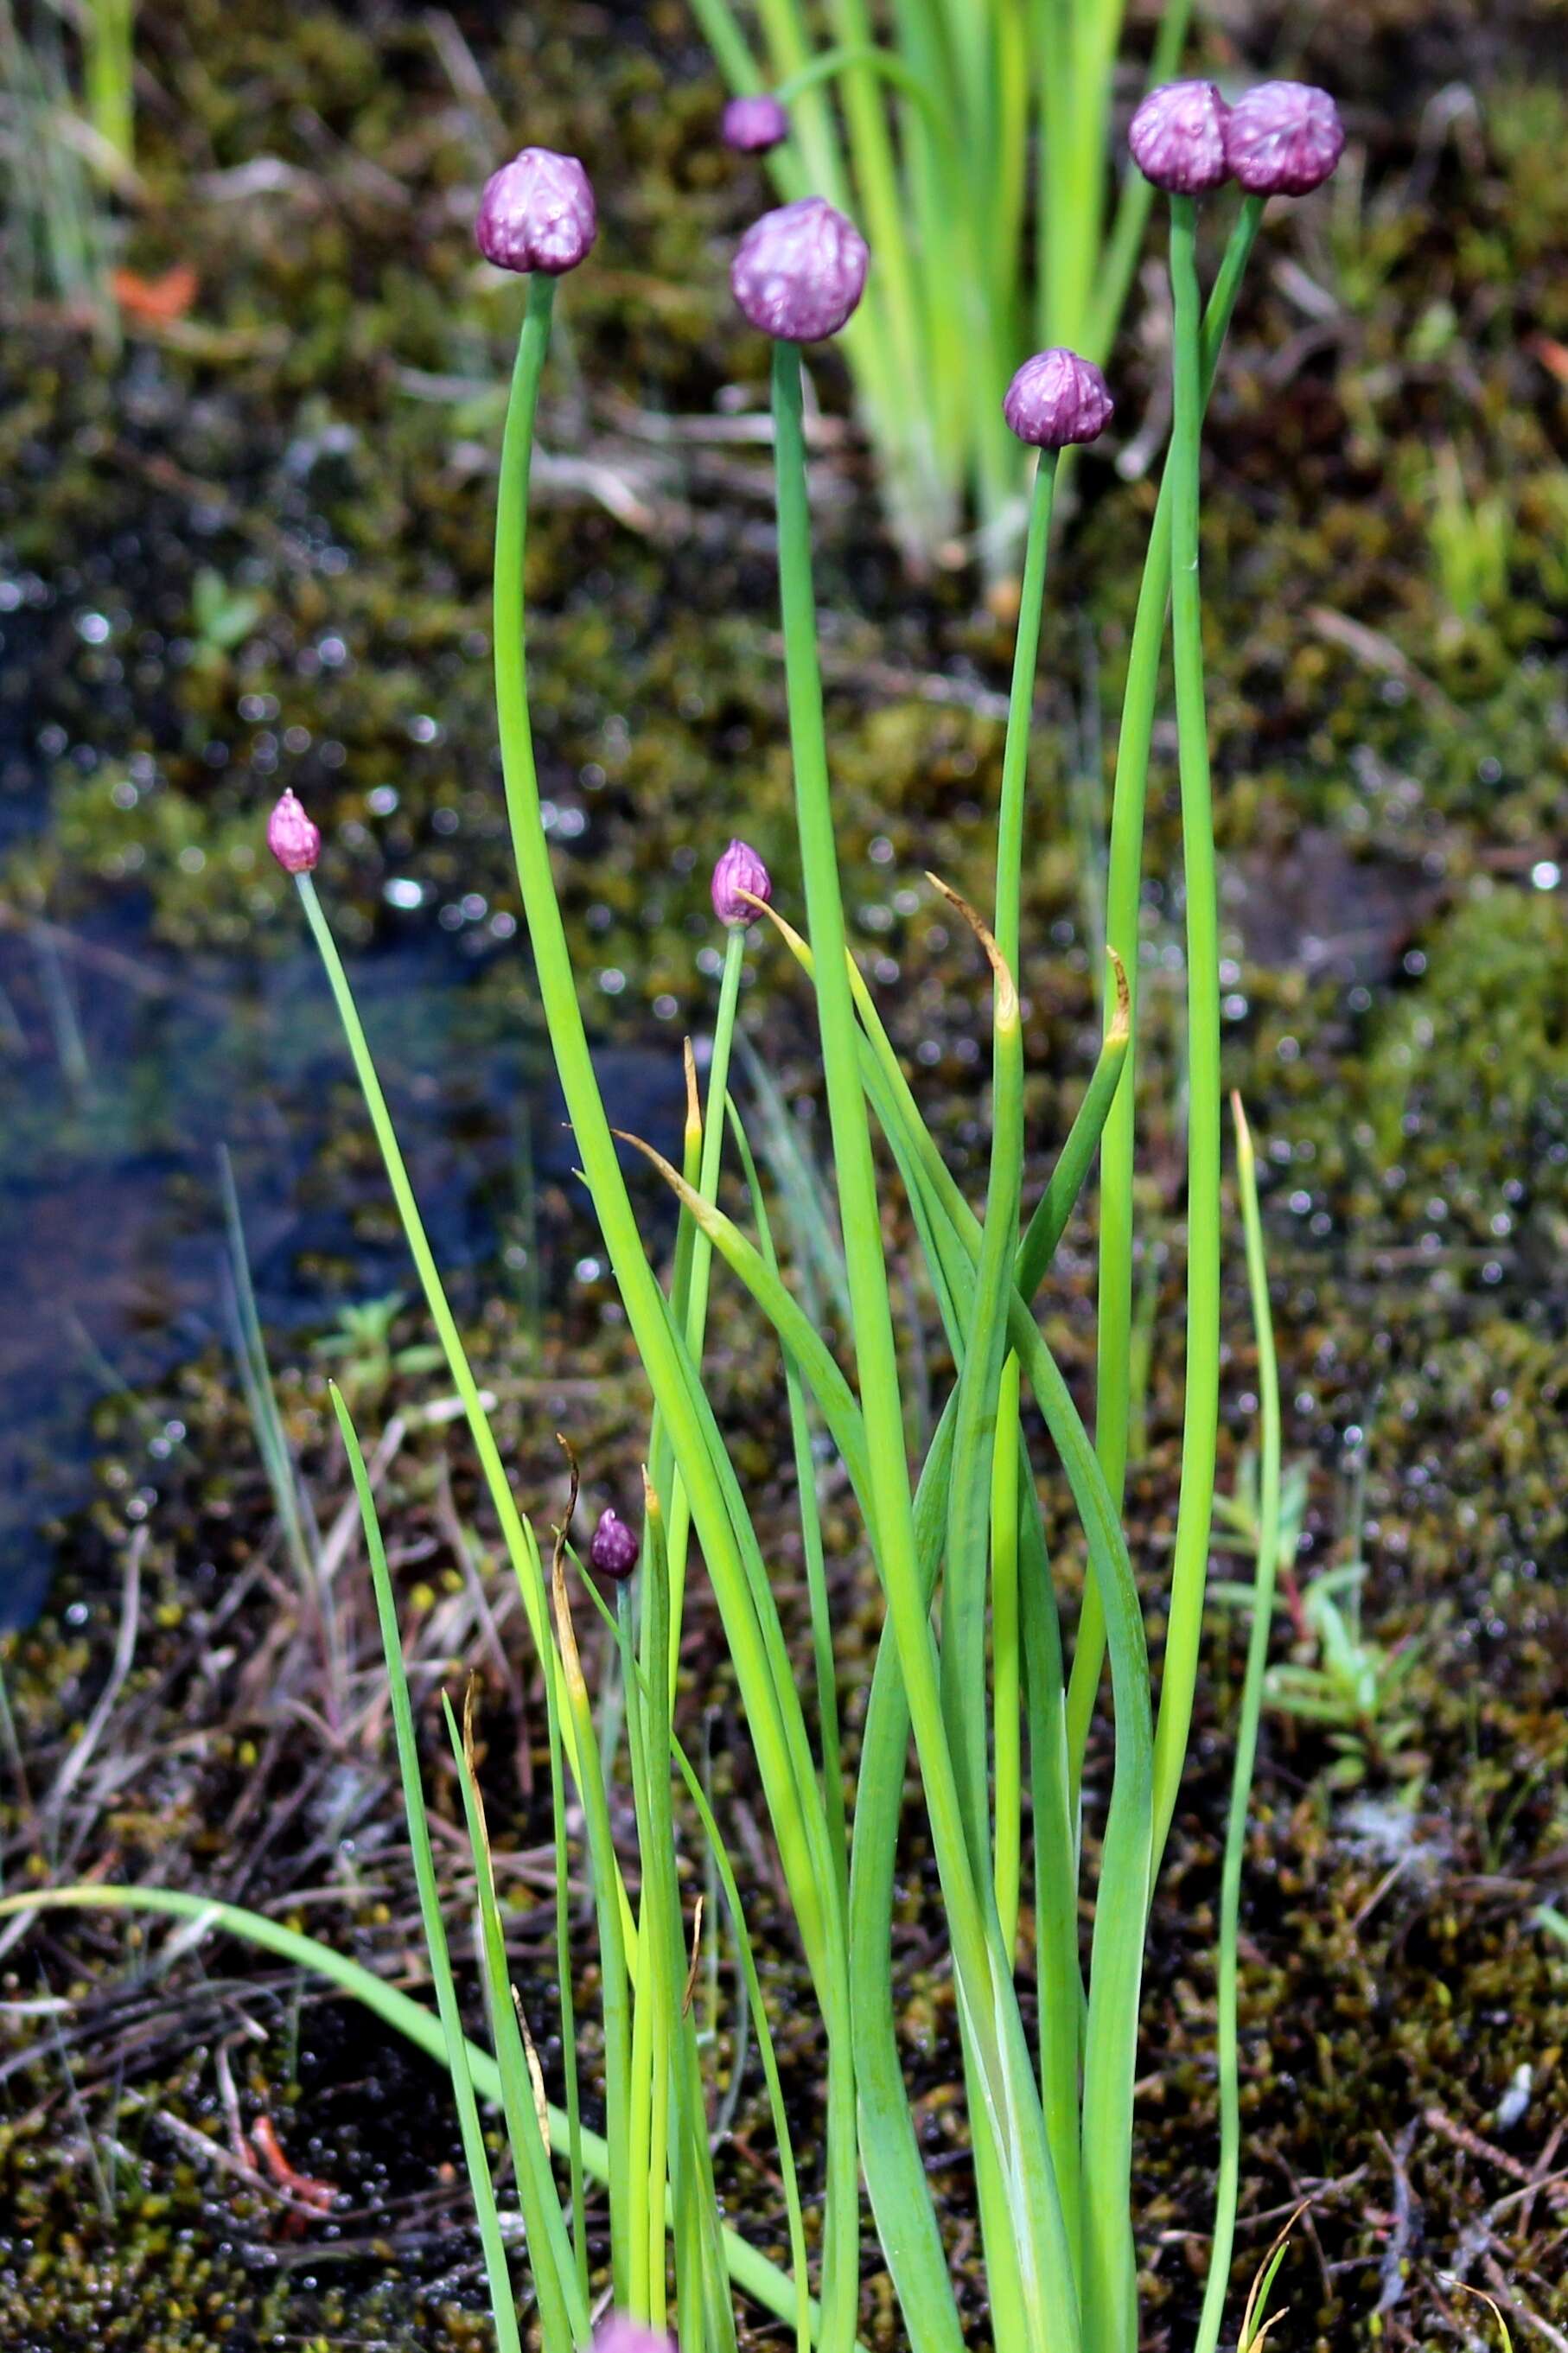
[692, 0, 1197, 570]
[3, 80, 1353, 2353]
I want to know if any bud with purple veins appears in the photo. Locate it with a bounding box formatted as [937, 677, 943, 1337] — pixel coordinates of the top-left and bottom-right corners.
[589, 1508, 639, 1580]
[475, 148, 597, 276]
[731, 197, 869, 342]
[722, 93, 789, 155]
[711, 839, 772, 926]
[1223, 82, 1345, 196]
[267, 789, 321, 876]
[1003, 348, 1114, 450]
[1128, 81, 1232, 194]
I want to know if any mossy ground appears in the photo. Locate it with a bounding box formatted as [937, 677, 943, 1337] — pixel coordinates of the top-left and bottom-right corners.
[1, 3, 1565, 2348]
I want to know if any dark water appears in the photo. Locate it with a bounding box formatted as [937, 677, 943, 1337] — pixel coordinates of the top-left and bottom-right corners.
[0, 627, 685, 1625]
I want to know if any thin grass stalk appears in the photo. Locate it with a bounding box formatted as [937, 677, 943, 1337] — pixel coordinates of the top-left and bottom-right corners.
[985, 450, 1059, 1933]
[0, 1884, 827, 2336]
[443, 1685, 587, 2353]
[991, 1350, 1023, 1948]
[771, 336, 1075, 2353]
[664, 925, 746, 1689]
[725, 1095, 849, 1896]
[327, 1387, 523, 2353]
[940, 901, 1024, 1878]
[1075, 194, 1264, 1801]
[293, 871, 600, 1788]
[1150, 189, 1224, 1871]
[526, 1520, 590, 2306]
[572, 1561, 814, 2353]
[1194, 1099, 1282, 2353]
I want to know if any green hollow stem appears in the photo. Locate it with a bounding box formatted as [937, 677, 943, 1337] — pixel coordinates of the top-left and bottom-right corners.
[986, 449, 1057, 1943]
[1195, 1099, 1281, 2353]
[665, 921, 746, 1689]
[727, 1095, 850, 1899]
[1074, 194, 1263, 1804]
[295, 870, 594, 1789]
[1151, 191, 1224, 1872]
[771, 337, 1075, 2353]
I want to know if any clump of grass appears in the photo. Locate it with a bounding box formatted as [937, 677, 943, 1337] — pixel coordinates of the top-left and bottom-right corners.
[3, 76, 1361, 2353]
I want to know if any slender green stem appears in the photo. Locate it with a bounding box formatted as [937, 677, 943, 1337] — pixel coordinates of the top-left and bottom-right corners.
[1195, 1099, 1282, 2353]
[295, 872, 589, 1772]
[1151, 191, 1224, 1872]
[1074, 194, 1263, 1804]
[994, 451, 1058, 973]
[991, 1349, 1023, 1949]
[665, 923, 746, 1687]
[328, 1390, 524, 2353]
[727, 1095, 849, 1897]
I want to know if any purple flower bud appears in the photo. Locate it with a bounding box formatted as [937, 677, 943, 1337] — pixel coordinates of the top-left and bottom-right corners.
[722, 93, 790, 155]
[730, 197, 869, 342]
[1003, 348, 1114, 450]
[1128, 80, 1232, 194]
[711, 838, 772, 926]
[589, 1508, 639, 1581]
[593, 2320, 674, 2353]
[475, 148, 597, 276]
[266, 788, 321, 876]
[1223, 82, 1345, 197]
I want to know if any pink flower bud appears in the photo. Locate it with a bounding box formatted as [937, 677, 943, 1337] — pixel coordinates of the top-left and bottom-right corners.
[1003, 348, 1114, 450]
[731, 198, 869, 342]
[1128, 80, 1232, 194]
[475, 149, 597, 276]
[1223, 82, 1345, 197]
[711, 839, 772, 926]
[266, 789, 321, 876]
[722, 93, 789, 155]
[592, 2320, 674, 2353]
[589, 1508, 639, 1581]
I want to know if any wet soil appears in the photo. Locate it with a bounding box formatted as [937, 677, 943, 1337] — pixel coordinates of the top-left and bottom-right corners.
[1, 2, 1565, 2348]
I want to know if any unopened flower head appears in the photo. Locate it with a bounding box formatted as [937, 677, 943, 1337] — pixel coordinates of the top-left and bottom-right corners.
[266, 789, 321, 876]
[592, 2320, 674, 2353]
[1003, 348, 1114, 450]
[730, 197, 869, 342]
[1128, 80, 1232, 194]
[711, 838, 772, 926]
[1224, 82, 1345, 196]
[589, 1508, 639, 1581]
[722, 93, 789, 155]
[475, 148, 597, 275]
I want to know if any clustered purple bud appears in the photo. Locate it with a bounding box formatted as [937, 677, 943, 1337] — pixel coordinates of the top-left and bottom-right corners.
[722, 92, 790, 155]
[589, 1508, 639, 1581]
[731, 196, 869, 342]
[266, 789, 321, 875]
[475, 148, 597, 276]
[1128, 80, 1232, 194]
[711, 838, 772, 926]
[592, 2320, 674, 2353]
[1223, 81, 1345, 196]
[1003, 348, 1114, 450]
